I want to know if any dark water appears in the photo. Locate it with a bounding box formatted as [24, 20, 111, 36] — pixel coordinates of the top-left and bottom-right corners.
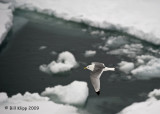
[0, 10, 160, 114]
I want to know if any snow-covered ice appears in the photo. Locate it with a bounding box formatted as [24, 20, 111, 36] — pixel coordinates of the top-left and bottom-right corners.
[0, 2, 13, 44]
[148, 89, 160, 99]
[118, 61, 134, 74]
[104, 36, 128, 49]
[41, 81, 89, 106]
[0, 92, 8, 103]
[131, 58, 160, 80]
[0, 92, 80, 114]
[90, 30, 104, 36]
[107, 44, 143, 58]
[99, 35, 129, 52]
[148, 47, 160, 55]
[8, 0, 160, 45]
[50, 51, 57, 55]
[136, 55, 156, 65]
[39, 46, 47, 50]
[119, 89, 160, 114]
[0, 81, 89, 114]
[84, 50, 96, 57]
[117, 55, 160, 80]
[39, 51, 78, 74]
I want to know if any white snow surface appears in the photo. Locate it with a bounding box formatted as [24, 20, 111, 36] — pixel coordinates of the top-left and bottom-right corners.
[118, 55, 160, 80]
[84, 50, 96, 57]
[0, 92, 8, 103]
[118, 61, 134, 74]
[90, 30, 104, 36]
[148, 89, 160, 99]
[41, 81, 89, 106]
[0, 92, 79, 114]
[119, 89, 160, 114]
[105, 36, 128, 48]
[8, 0, 160, 45]
[107, 44, 143, 58]
[136, 55, 156, 65]
[39, 51, 78, 74]
[131, 58, 160, 80]
[0, 2, 13, 44]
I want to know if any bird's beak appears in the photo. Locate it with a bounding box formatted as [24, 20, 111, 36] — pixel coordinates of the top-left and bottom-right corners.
[84, 67, 87, 69]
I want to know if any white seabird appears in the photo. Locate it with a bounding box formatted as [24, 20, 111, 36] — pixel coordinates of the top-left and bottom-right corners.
[84, 62, 115, 95]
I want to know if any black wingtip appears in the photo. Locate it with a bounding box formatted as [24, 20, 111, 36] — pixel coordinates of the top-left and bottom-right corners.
[114, 67, 117, 71]
[96, 91, 100, 96]
[115, 67, 119, 72]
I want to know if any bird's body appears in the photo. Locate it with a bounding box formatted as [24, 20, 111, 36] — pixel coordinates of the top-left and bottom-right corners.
[84, 62, 115, 95]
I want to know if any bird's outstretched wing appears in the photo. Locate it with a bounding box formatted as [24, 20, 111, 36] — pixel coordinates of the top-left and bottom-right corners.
[90, 68, 103, 95]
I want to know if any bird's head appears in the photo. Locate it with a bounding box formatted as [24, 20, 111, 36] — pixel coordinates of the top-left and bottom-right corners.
[84, 64, 94, 71]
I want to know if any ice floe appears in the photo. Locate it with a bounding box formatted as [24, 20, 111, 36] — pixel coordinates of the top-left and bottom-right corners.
[119, 89, 160, 114]
[39, 46, 47, 50]
[148, 89, 160, 100]
[50, 51, 57, 55]
[118, 61, 134, 74]
[131, 58, 160, 80]
[90, 30, 104, 36]
[107, 43, 143, 58]
[136, 55, 156, 65]
[104, 36, 128, 49]
[7, 0, 160, 45]
[117, 55, 160, 80]
[41, 81, 89, 106]
[0, 81, 89, 114]
[84, 50, 96, 57]
[0, 92, 8, 103]
[0, 2, 13, 44]
[0, 92, 80, 114]
[39, 51, 78, 74]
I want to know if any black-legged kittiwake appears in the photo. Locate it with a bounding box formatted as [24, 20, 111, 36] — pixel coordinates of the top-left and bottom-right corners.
[84, 62, 115, 95]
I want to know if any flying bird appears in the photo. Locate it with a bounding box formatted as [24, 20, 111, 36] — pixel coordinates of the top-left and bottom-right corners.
[84, 62, 115, 95]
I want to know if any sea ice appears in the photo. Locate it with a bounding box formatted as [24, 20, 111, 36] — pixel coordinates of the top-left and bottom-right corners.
[0, 2, 13, 44]
[90, 30, 104, 36]
[118, 61, 134, 74]
[0, 92, 79, 114]
[107, 44, 143, 58]
[84, 50, 96, 57]
[0, 92, 8, 103]
[131, 58, 160, 80]
[148, 89, 160, 99]
[119, 89, 160, 114]
[41, 81, 89, 106]
[50, 51, 57, 55]
[117, 55, 160, 80]
[39, 51, 78, 74]
[8, 0, 160, 45]
[136, 55, 156, 65]
[39, 46, 47, 50]
[105, 36, 128, 49]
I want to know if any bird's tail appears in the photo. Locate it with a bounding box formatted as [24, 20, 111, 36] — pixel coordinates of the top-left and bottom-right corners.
[103, 67, 115, 71]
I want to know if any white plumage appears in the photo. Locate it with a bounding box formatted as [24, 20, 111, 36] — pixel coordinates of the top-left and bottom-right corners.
[84, 62, 115, 95]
